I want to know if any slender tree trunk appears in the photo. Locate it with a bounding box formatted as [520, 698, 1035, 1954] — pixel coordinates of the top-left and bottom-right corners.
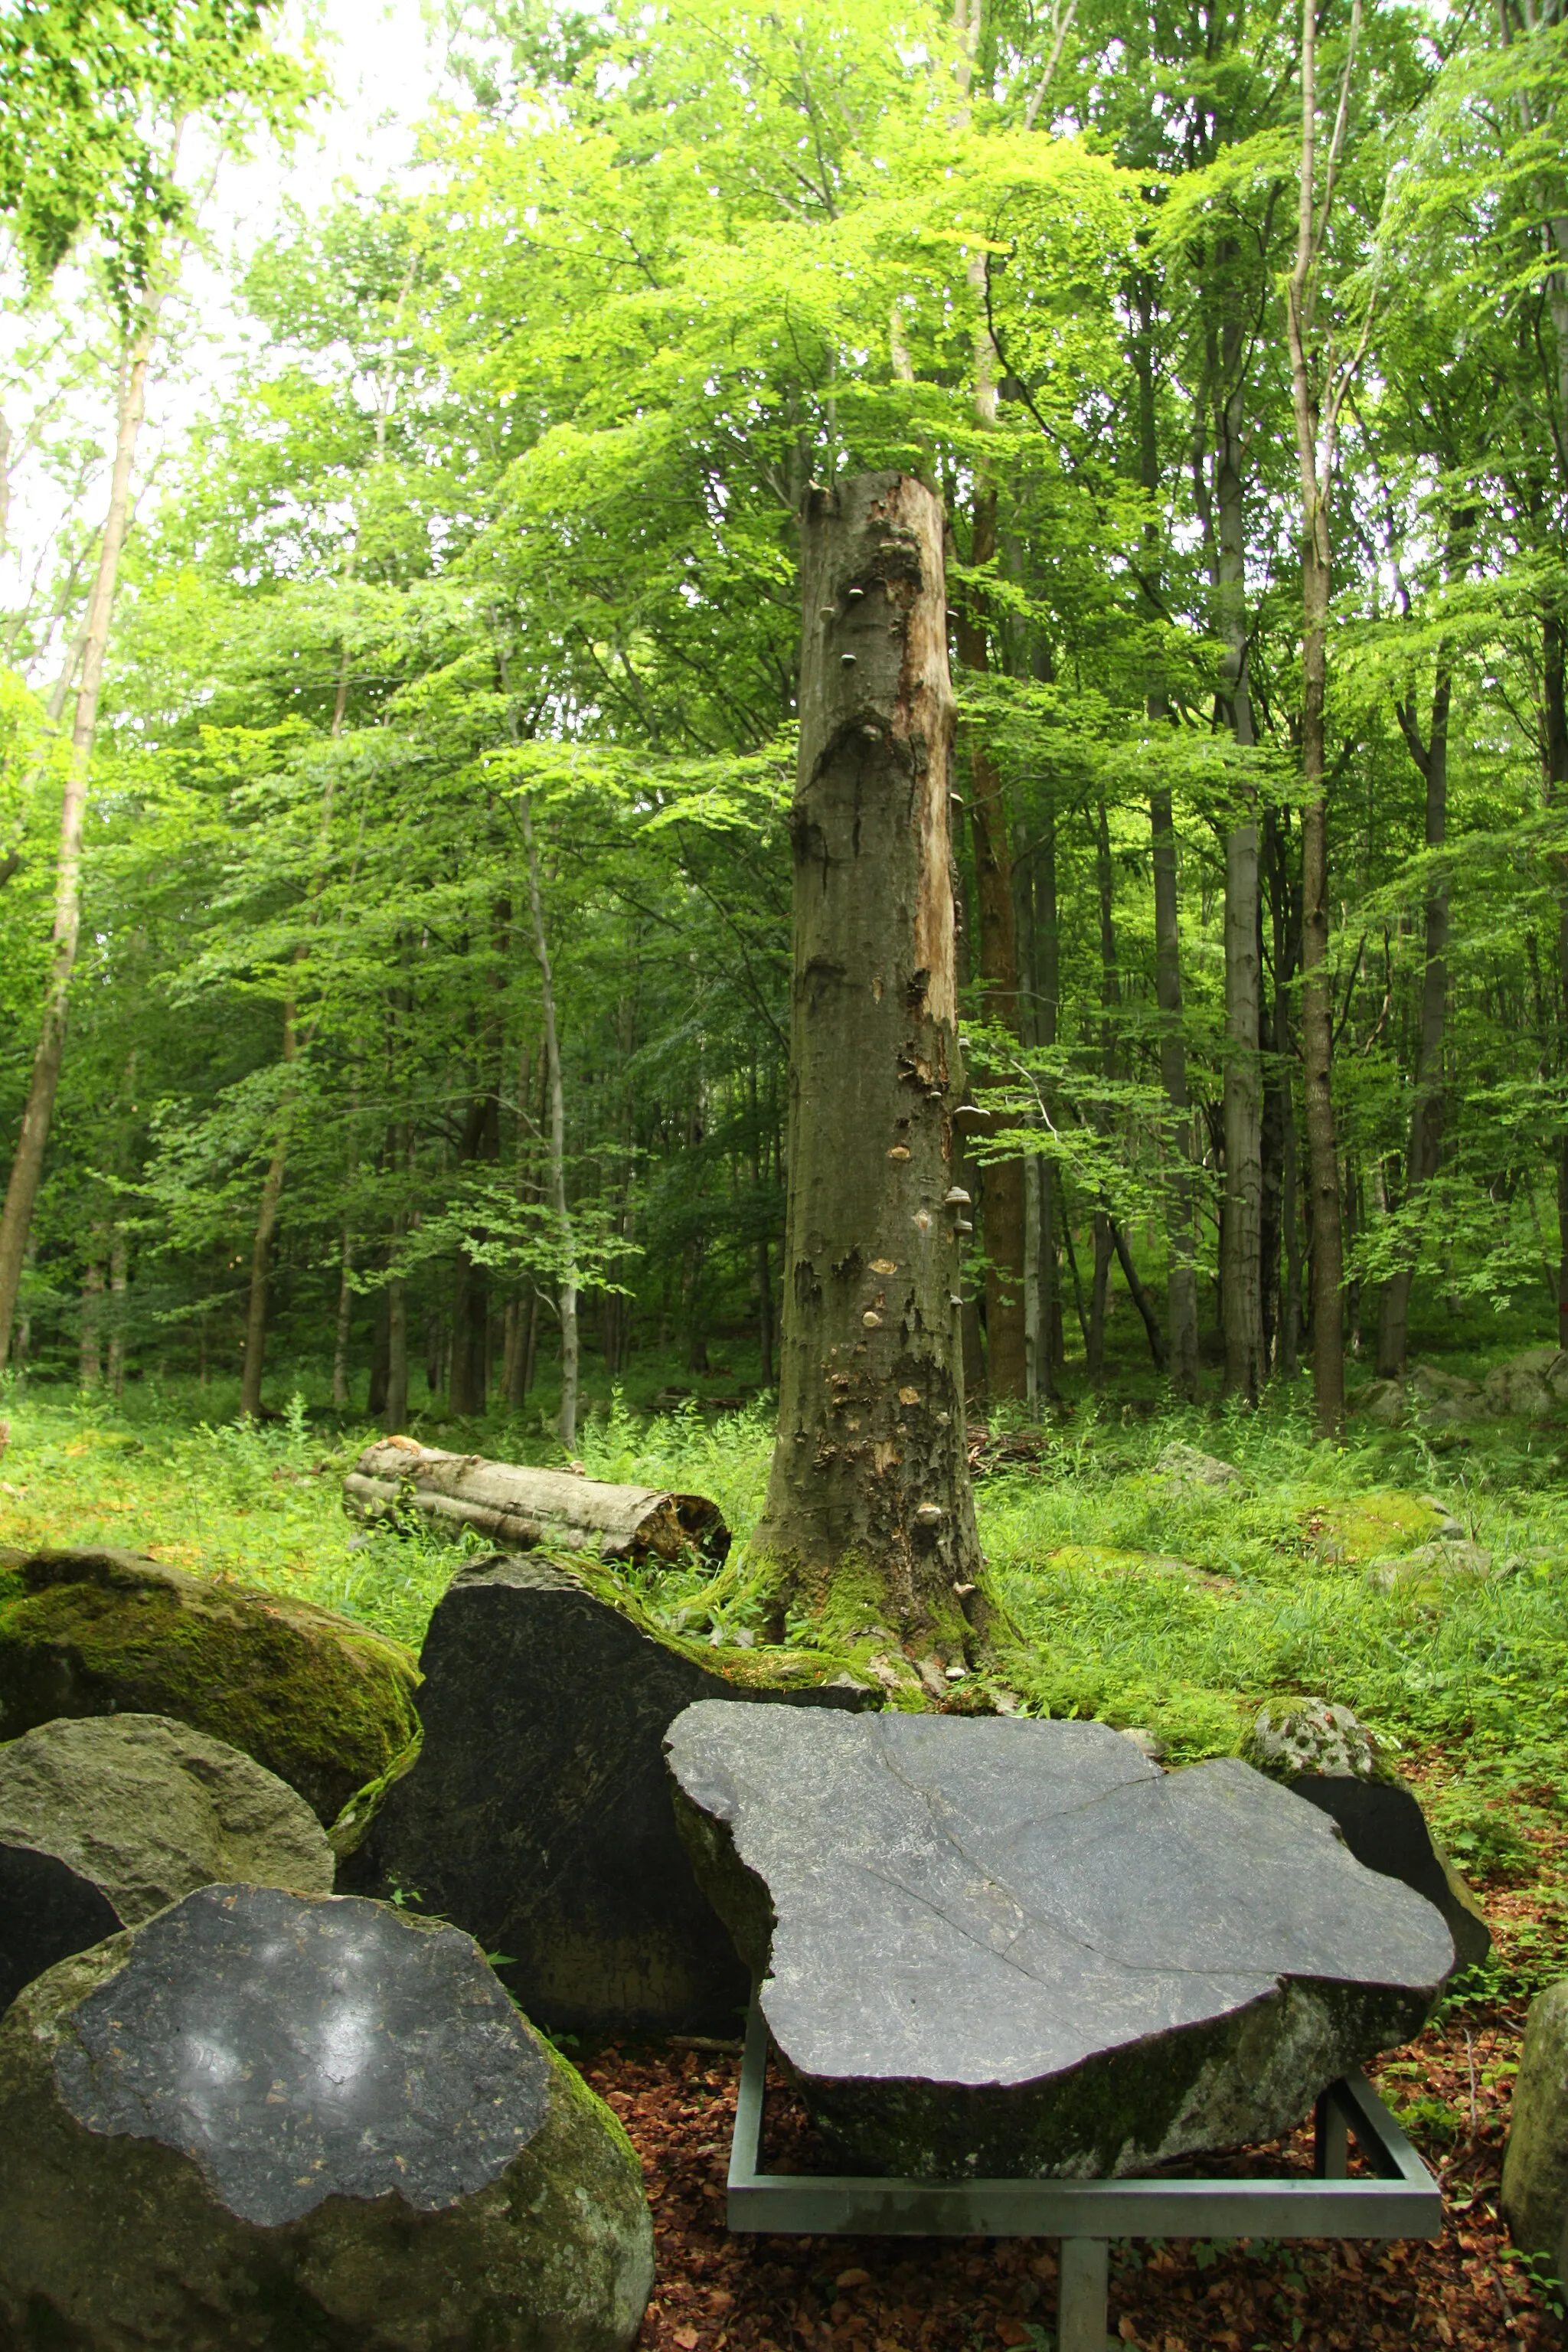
[240, 1004, 296, 1420]
[1541, 613, 1568, 1348]
[1269, 815, 1305, 1377]
[0, 303, 161, 1370]
[519, 792, 579, 1449]
[1377, 648, 1454, 1375]
[1286, 0, 1360, 1437]
[332, 1230, 354, 1410]
[1135, 289, 1199, 1395]
[749, 472, 982, 1648]
[384, 1276, 409, 1430]
[1212, 296, 1267, 1400]
[953, 496, 1027, 1400]
[106, 1228, 127, 1396]
[237, 642, 350, 1418]
[79, 1259, 103, 1390]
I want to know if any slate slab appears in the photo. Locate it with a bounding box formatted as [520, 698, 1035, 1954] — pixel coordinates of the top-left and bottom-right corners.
[0, 1713, 334, 2016]
[666, 1706, 1455, 2179]
[344, 1554, 873, 2034]
[0, 1547, 421, 1824]
[1288, 1774, 1491, 1972]
[0, 1885, 653, 2351]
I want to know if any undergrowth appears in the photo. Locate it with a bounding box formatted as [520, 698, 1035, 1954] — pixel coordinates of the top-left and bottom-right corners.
[3, 1375, 1567, 1935]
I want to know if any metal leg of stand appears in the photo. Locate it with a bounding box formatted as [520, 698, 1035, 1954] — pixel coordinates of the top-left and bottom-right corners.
[1315, 2088, 1349, 2179]
[1058, 2236, 1109, 2352]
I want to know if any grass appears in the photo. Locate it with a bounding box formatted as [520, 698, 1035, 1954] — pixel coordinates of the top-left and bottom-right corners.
[4, 1367, 1567, 1975]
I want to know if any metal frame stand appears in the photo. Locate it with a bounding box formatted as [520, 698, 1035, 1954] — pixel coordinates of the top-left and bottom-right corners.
[726, 1999, 1440, 2351]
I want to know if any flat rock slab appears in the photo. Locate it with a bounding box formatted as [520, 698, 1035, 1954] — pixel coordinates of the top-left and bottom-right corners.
[0, 1885, 653, 2350]
[1289, 1774, 1491, 1973]
[345, 1556, 872, 2034]
[0, 1548, 422, 1825]
[666, 1707, 1455, 2179]
[0, 1713, 334, 2015]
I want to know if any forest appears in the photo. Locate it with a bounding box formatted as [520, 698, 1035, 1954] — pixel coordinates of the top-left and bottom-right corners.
[5, 2, 1568, 2347]
[3, 0, 1566, 1437]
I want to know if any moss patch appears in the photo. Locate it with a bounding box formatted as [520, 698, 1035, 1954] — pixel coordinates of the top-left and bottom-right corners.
[0, 1550, 421, 1827]
[1302, 1492, 1451, 1565]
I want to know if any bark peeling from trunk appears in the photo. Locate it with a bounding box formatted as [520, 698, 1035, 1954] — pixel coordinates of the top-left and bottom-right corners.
[748, 473, 982, 1653]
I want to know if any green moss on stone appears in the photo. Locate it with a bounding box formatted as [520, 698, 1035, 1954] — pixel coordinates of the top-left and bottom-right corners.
[0, 1550, 421, 1828]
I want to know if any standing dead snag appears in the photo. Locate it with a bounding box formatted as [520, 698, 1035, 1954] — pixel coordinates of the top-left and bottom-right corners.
[747, 472, 983, 1660]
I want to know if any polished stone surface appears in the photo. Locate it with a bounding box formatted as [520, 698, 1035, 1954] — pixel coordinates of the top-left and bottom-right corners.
[667, 1706, 1455, 2177]
[0, 1844, 120, 2017]
[53, 1885, 550, 2226]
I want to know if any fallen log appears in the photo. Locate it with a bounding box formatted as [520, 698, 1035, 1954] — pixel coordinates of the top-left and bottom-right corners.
[342, 1438, 730, 1569]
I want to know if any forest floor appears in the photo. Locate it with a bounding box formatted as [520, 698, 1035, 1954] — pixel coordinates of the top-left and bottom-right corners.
[2, 1367, 1566, 2345]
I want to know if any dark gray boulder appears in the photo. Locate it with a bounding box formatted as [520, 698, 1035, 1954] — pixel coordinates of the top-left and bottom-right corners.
[0, 1884, 653, 2350]
[1288, 1775, 1491, 1971]
[666, 1705, 1454, 2180]
[0, 1713, 335, 2016]
[344, 1554, 873, 2034]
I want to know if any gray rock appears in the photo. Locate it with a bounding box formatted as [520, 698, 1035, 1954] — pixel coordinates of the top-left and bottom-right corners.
[1355, 1377, 1408, 1425]
[665, 1707, 1452, 2180]
[1153, 1442, 1244, 1491]
[0, 1713, 333, 2015]
[1287, 1775, 1491, 1972]
[1408, 1364, 1486, 1424]
[1242, 1700, 1385, 1781]
[1370, 1537, 1492, 1585]
[0, 1885, 653, 2350]
[1484, 1345, 1568, 1419]
[345, 1555, 874, 2035]
[1503, 1978, 1568, 2276]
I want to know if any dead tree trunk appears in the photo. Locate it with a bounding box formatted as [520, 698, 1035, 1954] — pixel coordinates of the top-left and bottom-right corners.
[346, 1439, 729, 1566]
[748, 472, 982, 1655]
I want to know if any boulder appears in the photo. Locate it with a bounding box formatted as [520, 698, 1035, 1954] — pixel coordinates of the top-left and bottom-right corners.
[1287, 1776, 1491, 1972]
[1242, 1700, 1386, 1781]
[1483, 1347, 1568, 1419]
[1407, 1363, 1486, 1423]
[1153, 1442, 1244, 1492]
[1354, 1378, 1407, 1426]
[0, 1713, 333, 2014]
[666, 1705, 1452, 2180]
[0, 1884, 653, 2351]
[0, 1548, 421, 1825]
[1502, 1978, 1568, 2275]
[345, 1554, 874, 2035]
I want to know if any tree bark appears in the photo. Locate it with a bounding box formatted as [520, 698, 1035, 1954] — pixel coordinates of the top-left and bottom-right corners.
[1377, 645, 1454, 1374]
[1286, 0, 1359, 1437]
[332, 1230, 354, 1409]
[347, 1439, 729, 1566]
[1135, 289, 1199, 1396]
[0, 302, 160, 1370]
[518, 790, 579, 1449]
[1215, 349, 1266, 1401]
[749, 472, 982, 1651]
[953, 495, 1027, 1400]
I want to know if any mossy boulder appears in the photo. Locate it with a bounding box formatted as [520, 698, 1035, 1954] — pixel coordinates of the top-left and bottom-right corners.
[1301, 1492, 1459, 1566]
[0, 1549, 420, 1826]
[0, 1886, 653, 2350]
